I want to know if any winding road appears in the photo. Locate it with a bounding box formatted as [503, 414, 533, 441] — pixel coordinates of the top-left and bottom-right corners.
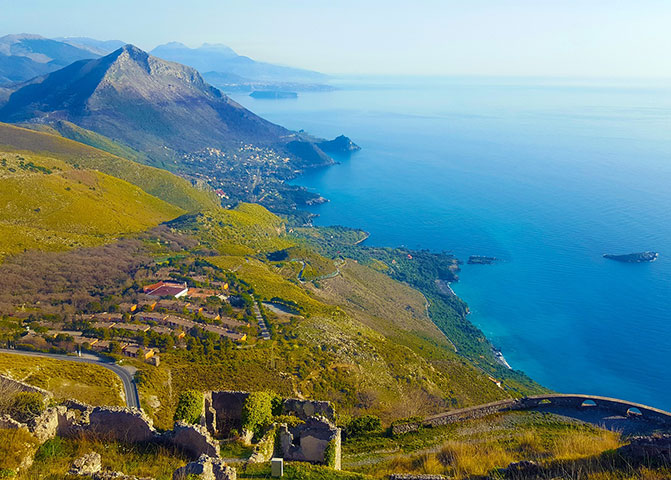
[0, 348, 140, 409]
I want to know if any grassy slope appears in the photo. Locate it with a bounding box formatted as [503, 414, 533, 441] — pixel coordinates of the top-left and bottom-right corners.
[0, 122, 218, 212]
[0, 151, 183, 258]
[344, 410, 628, 479]
[14, 436, 187, 480]
[0, 352, 124, 406]
[166, 205, 515, 422]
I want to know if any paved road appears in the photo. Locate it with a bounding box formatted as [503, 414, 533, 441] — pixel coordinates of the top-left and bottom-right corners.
[0, 348, 140, 409]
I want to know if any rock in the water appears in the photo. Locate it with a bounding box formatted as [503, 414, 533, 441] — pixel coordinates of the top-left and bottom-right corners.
[468, 255, 498, 265]
[69, 452, 102, 476]
[603, 251, 658, 263]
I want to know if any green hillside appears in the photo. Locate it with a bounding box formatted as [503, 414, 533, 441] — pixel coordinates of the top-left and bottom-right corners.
[0, 122, 218, 212]
[0, 150, 183, 258]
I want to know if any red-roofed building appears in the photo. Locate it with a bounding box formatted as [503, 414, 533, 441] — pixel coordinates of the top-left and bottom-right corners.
[146, 282, 189, 299]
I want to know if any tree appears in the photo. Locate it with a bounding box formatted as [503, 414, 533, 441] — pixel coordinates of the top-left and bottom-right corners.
[174, 390, 203, 424]
[346, 414, 381, 437]
[241, 392, 273, 435]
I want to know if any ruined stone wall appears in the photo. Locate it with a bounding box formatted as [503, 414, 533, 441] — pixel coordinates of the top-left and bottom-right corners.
[207, 391, 249, 436]
[393, 394, 671, 436]
[0, 374, 52, 398]
[205, 391, 336, 437]
[282, 398, 335, 422]
[84, 407, 157, 443]
[423, 399, 521, 428]
[277, 416, 341, 469]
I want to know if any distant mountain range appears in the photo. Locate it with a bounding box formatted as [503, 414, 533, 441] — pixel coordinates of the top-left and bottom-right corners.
[0, 34, 331, 92]
[150, 42, 327, 84]
[0, 34, 99, 84]
[54, 37, 127, 55]
[0, 41, 353, 213]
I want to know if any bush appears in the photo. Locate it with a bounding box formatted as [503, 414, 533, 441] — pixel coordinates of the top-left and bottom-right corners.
[273, 415, 304, 428]
[173, 390, 203, 424]
[241, 392, 273, 435]
[346, 414, 381, 437]
[324, 438, 338, 468]
[9, 392, 44, 422]
[270, 393, 284, 416]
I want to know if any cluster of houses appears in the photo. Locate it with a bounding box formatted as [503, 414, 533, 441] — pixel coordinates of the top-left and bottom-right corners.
[19, 277, 252, 364]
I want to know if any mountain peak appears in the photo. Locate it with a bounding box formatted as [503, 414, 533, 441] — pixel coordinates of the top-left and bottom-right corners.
[0, 44, 289, 163]
[116, 44, 147, 57]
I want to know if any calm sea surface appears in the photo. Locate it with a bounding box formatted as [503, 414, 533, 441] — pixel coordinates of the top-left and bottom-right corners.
[231, 77, 671, 410]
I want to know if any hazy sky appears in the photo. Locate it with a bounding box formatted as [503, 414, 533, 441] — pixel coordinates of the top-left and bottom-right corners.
[2, 0, 671, 77]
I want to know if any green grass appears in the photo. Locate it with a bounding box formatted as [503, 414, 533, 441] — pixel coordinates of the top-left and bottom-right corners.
[170, 203, 294, 255]
[0, 150, 184, 258]
[0, 122, 218, 212]
[19, 436, 187, 480]
[239, 462, 370, 480]
[0, 353, 125, 406]
[0, 429, 39, 472]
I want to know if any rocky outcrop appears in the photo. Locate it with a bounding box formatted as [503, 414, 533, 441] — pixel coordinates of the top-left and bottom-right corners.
[247, 426, 277, 464]
[278, 416, 341, 469]
[503, 460, 542, 478]
[603, 251, 658, 263]
[172, 455, 236, 480]
[28, 406, 62, 442]
[165, 422, 219, 459]
[317, 135, 361, 154]
[619, 435, 671, 463]
[93, 472, 155, 480]
[69, 452, 102, 476]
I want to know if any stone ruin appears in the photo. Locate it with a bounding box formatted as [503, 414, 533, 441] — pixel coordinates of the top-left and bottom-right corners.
[203, 390, 335, 437]
[202, 390, 341, 469]
[1, 375, 337, 476]
[277, 416, 341, 469]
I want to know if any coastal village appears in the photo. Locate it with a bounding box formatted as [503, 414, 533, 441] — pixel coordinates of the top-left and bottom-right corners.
[10, 261, 271, 366]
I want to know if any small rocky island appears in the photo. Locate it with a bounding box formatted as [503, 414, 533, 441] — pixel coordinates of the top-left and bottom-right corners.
[603, 251, 659, 263]
[468, 255, 499, 265]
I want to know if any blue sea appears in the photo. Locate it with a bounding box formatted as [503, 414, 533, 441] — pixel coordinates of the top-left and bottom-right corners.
[231, 77, 671, 411]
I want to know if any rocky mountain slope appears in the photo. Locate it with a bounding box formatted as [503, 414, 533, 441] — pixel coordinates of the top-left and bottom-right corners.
[0, 45, 294, 166]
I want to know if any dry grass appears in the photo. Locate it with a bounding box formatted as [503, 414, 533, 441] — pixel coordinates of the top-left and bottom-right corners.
[0, 353, 124, 406]
[0, 429, 39, 471]
[366, 424, 624, 479]
[17, 435, 187, 480]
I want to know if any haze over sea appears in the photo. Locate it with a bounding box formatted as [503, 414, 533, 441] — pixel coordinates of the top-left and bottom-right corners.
[231, 77, 671, 410]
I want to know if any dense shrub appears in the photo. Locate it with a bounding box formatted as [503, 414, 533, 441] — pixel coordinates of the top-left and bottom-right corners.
[10, 392, 45, 422]
[346, 414, 381, 437]
[241, 392, 273, 435]
[323, 438, 338, 468]
[173, 390, 203, 424]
